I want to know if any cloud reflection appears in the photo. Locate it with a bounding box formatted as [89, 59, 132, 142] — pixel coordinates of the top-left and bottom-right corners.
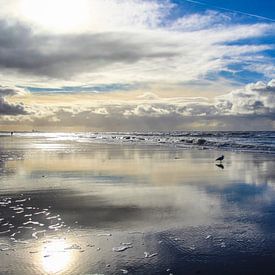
[1, 140, 275, 274]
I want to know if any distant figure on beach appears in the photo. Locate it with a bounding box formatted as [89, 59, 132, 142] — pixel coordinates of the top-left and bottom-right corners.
[215, 155, 224, 162]
[11, 131, 14, 136]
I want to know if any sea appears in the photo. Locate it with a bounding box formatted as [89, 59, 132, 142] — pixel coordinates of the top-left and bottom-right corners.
[1, 131, 275, 153]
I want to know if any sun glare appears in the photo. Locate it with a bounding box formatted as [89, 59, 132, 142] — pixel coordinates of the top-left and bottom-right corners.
[41, 239, 73, 273]
[19, 0, 90, 33]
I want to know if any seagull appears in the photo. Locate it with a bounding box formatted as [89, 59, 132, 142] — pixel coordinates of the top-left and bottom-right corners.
[215, 155, 224, 162]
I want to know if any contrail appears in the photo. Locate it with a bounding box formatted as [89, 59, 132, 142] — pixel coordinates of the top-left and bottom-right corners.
[181, 0, 275, 22]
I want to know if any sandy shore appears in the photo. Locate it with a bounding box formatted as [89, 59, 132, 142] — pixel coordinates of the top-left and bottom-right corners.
[1, 135, 275, 274]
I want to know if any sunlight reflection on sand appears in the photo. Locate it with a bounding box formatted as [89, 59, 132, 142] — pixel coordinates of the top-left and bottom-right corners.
[41, 239, 73, 274]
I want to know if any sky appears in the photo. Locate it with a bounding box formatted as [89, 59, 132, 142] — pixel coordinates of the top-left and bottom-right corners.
[0, 0, 274, 131]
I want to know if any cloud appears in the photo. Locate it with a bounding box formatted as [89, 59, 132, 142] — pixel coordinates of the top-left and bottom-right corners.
[0, 20, 179, 78]
[0, 0, 173, 33]
[1, 80, 274, 130]
[216, 79, 275, 115]
[0, 86, 28, 97]
[0, 86, 28, 115]
[0, 0, 274, 130]
[170, 10, 231, 31]
[0, 1, 274, 86]
[137, 92, 160, 100]
[245, 63, 275, 79]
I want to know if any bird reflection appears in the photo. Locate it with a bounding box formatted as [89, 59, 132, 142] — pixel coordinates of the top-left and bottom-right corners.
[216, 163, 224, 169]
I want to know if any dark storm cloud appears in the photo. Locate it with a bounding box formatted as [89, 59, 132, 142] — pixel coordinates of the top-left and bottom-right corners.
[0, 97, 27, 115]
[0, 20, 177, 78]
[0, 86, 27, 115]
[0, 85, 27, 97]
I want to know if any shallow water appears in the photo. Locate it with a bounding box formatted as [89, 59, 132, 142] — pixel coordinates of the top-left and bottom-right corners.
[1, 135, 275, 274]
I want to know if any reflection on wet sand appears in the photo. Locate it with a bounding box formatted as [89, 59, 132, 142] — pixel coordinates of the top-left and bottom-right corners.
[41, 239, 73, 273]
[216, 163, 224, 169]
[1, 136, 275, 274]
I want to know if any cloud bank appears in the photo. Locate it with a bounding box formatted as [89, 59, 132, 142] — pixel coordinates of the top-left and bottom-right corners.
[0, 86, 28, 115]
[1, 80, 274, 131]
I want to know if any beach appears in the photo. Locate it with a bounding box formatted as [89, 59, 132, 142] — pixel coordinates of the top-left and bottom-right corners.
[1, 133, 275, 274]
[1, 0, 274, 273]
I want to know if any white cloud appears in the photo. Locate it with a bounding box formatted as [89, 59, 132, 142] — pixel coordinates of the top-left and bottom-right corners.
[216, 79, 275, 115]
[137, 92, 160, 100]
[170, 10, 231, 31]
[246, 63, 275, 79]
[92, 107, 109, 115]
[0, 0, 173, 33]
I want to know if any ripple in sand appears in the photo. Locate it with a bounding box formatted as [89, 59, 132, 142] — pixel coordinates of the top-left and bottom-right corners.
[144, 252, 158, 258]
[13, 240, 29, 244]
[64, 244, 82, 250]
[0, 201, 11, 206]
[97, 233, 112, 237]
[128, 231, 144, 235]
[15, 198, 27, 203]
[46, 215, 60, 220]
[32, 230, 46, 239]
[23, 221, 43, 226]
[34, 211, 46, 215]
[48, 223, 64, 230]
[0, 229, 10, 234]
[0, 243, 14, 252]
[121, 242, 132, 246]
[112, 244, 133, 252]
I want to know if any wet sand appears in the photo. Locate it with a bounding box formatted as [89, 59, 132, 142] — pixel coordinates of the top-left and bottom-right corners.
[1, 135, 275, 274]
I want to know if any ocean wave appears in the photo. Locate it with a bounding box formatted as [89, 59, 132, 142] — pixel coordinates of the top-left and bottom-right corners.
[4, 131, 275, 154]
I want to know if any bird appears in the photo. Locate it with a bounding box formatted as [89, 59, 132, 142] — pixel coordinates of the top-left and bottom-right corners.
[215, 155, 224, 162]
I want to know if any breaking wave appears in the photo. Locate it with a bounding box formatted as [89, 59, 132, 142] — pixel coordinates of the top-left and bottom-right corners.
[2, 131, 275, 153]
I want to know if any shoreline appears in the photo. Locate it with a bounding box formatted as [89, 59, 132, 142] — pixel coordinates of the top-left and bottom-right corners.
[1, 131, 275, 154]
